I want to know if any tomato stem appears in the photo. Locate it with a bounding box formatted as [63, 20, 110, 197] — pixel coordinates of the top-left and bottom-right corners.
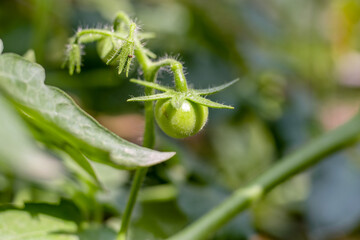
[86, 12, 190, 239]
[113, 11, 132, 32]
[171, 62, 188, 92]
[152, 59, 188, 92]
[74, 29, 127, 44]
[117, 30, 164, 240]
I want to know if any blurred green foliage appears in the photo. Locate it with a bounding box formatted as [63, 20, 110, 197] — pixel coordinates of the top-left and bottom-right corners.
[1, 0, 360, 239]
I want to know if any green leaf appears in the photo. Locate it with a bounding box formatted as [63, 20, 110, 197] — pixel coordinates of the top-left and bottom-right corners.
[130, 79, 172, 92]
[0, 93, 62, 180]
[17, 117, 100, 186]
[134, 201, 187, 239]
[0, 53, 175, 170]
[0, 210, 77, 240]
[195, 78, 239, 95]
[0, 200, 82, 240]
[21, 199, 83, 224]
[62, 145, 100, 186]
[187, 95, 234, 109]
[127, 93, 173, 102]
[77, 225, 117, 240]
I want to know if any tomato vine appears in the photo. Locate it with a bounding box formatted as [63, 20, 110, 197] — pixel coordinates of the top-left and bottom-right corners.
[64, 11, 237, 239]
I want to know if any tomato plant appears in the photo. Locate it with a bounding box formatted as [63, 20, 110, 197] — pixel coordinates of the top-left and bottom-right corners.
[1, 1, 360, 240]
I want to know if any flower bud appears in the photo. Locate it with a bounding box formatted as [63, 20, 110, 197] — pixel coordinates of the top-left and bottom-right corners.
[65, 43, 82, 75]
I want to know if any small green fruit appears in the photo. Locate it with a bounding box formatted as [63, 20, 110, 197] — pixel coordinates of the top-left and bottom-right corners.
[155, 99, 208, 138]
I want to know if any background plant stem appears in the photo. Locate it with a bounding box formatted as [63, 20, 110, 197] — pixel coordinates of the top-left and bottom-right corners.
[169, 112, 360, 240]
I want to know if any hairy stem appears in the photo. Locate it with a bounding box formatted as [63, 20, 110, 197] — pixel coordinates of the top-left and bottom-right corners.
[74, 29, 126, 44]
[171, 62, 188, 92]
[113, 11, 132, 31]
[117, 39, 159, 240]
[117, 22, 190, 239]
[153, 59, 188, 92]
[169, 112, 360, 240]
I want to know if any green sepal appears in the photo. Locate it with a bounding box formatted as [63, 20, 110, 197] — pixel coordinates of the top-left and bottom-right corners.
[170, 94, 186, 109]
[124, 40, 135, 76]
[195, 78, 239, 95]
[129, 78, 236, 109]
[97, 36, 122, 62]
[187, 95, 234, 109]
[127, 93, 173, 102]
[106, 39, 135, 77]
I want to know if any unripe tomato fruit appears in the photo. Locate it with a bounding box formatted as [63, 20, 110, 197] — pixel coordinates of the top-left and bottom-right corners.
[155, 99, 208, 138]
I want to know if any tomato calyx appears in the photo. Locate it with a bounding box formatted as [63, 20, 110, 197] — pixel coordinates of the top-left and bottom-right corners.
[127, 78, 238, 109]
[128, 78, 239, 138]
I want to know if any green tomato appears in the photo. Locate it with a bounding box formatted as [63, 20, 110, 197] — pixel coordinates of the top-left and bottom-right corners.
[155, 99, 208, 138]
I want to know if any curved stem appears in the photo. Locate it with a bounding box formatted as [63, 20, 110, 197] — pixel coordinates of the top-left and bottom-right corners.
[153, 59, 188, 92]
[152, 58, 179, 70]
[113, 11, 132, 31]
[74, 29, 126, 44]
[169, 112, 360, 240]
[171, 62, 188, 92]
[128, 23, 136, 39]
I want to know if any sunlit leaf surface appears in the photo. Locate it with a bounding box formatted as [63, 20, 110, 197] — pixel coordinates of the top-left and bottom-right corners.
[0, 93, 61, 180]
[0, 53, 175, 170]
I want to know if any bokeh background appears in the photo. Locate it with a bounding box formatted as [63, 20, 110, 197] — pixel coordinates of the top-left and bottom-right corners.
[1, 0, 360, 239]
